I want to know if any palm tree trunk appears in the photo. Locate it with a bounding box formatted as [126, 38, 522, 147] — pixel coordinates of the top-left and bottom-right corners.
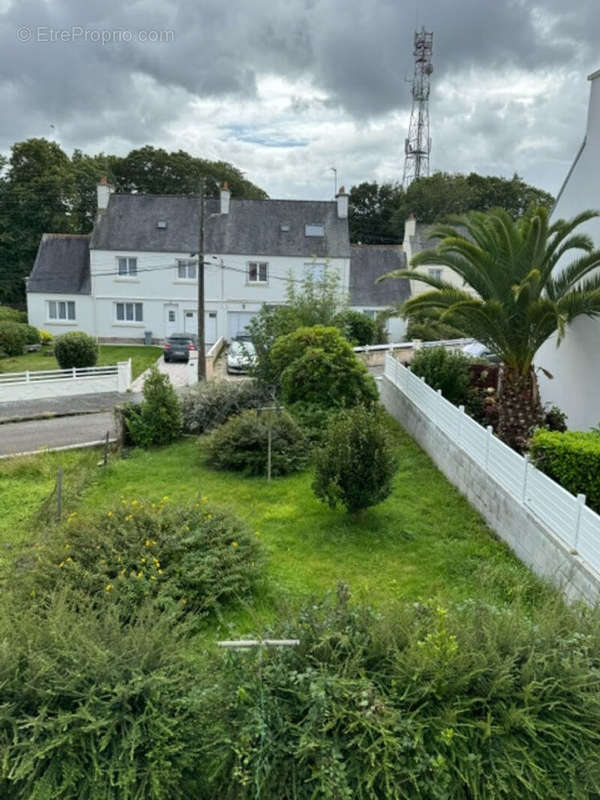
[497, 366, 542, 452]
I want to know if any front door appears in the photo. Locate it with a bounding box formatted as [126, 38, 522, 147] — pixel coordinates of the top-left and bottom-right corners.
[205, 312, 218, 345]
[164, 304, 178, 337]
[184, 310, 197, 334]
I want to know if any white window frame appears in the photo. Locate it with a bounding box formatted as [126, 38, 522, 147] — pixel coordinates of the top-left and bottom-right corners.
[305, 223, 325, 237]
[47, 299, 76, 322]
[428, 267, 442, 281]
[304, 262, 326, 281]
[247, 261, 268, 284]
[176, 258, 197, 281]
[116, 256, 138, 278]
[115, 302, 143, 324]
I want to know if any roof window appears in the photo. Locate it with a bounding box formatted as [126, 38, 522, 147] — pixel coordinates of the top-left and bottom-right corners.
[305, 224, 325, 237]
[157, 220, 168, 229]
[280, 223, 290, 232]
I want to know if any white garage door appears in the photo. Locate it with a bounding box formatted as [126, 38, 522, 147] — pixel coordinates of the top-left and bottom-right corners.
[228, 311, 256, 340]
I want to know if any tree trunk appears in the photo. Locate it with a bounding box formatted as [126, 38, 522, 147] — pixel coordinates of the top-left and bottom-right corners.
[497, 366, 543, 453]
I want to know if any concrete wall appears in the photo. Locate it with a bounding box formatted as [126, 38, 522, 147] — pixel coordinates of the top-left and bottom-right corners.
[0, 361, 131, 402]
[380, 375, 600, 604]
[536, 70, 600, 431]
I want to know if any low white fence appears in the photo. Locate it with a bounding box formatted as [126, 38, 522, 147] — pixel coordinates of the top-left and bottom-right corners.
[0, 360, 132, 402]
[354, 337, 475, 355]
[384, 352, 600, 576]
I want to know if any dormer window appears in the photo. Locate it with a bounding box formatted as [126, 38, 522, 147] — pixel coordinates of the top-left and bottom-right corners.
[280, 223, 290, 232]
[157, 220, 168, 229]
[305, 224, 324, 237]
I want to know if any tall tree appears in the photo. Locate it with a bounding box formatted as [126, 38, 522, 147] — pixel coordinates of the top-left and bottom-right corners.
[348, 182, 404, 244]
[382, 207, 600, 451]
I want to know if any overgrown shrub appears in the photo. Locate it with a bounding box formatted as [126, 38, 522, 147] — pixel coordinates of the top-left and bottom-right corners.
[530, 430, 600, 513]
[543, 404, 568, 432]
[0, 321, 26, 356]
[125, 365, 183, 448]
[410, 345, 471, 406]
[38, 328, 53, 345]
[0, 305, 26, 323]
[53, 330, 98, 368]
[271, 325, 378, 408]
[206, 409, 309, 476]
[335, 309, 378, 346]
[313, 406, 397, 513]
[287, 400, 338, 443]
[0, 593, 205, 799]
[28, 498, 263, 620]
[180, 380, 270, 434]
[197, 586, 600, 799]
[22, 323, 40, 345]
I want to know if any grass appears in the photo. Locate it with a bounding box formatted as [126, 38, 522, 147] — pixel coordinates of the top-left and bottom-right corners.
[0, 417, 546, 634]
[0, 345, 161, 380]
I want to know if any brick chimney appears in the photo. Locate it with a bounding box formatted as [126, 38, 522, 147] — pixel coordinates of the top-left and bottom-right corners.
[220, 181, 231, 214]
[97, 176, 114, 213]
[336, 186, 348, 219]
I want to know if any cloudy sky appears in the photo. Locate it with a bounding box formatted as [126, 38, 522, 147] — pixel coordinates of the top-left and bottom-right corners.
[0, 0, 598, 199]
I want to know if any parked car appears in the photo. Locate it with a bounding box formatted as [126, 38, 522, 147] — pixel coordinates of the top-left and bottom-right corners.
[163, 333, 199, 362]
[227, 339, 257, 374]
[462, 341, 500, 363]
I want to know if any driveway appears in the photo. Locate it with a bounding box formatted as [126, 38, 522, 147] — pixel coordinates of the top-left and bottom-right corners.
[0, 412, 117, 457]
[130, 355, 190, 391]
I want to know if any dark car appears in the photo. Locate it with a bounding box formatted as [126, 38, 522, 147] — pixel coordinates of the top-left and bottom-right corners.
[163, 333, 199, 362]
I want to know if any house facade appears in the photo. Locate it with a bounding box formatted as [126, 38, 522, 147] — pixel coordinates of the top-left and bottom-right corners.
[27, 182, 409, 344]
[536, 68, 600, 430]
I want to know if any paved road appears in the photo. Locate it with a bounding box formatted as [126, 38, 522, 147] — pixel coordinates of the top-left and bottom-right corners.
[0, 412, 117, 457]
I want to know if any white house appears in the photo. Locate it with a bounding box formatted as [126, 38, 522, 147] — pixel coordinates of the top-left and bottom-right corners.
[536, 68, 600, 430]
[27, 182, 409, 345]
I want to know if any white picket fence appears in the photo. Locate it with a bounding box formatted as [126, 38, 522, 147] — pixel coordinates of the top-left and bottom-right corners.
[0, 360, 132, 402]
[384, 352, 600, 574]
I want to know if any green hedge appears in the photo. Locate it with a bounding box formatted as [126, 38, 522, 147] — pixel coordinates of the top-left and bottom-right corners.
[0, 322, 26, 356]
[530, 430, 600, 513]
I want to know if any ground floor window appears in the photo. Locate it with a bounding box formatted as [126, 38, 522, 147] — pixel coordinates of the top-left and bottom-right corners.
[363, 309, 376, 319]
[116, 302, 143, 322]
[48, 300, 75, 321]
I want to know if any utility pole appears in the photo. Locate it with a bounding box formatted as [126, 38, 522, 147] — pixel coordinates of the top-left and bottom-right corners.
[197, 179, 206, 381]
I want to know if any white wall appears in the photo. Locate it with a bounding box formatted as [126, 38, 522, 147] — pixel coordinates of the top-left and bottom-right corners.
[27, 293, 95, 336]
[89, 249, 350, 342]
[537, 70, 600, 430]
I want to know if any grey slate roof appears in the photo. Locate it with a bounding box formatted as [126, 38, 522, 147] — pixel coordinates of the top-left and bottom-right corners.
[28, 234, 91, 294]
[90, 194, 350, 258]
[350, 245, 410, 307]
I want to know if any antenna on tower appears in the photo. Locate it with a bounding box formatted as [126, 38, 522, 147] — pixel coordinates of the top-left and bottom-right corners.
[402, 28, 433, 188]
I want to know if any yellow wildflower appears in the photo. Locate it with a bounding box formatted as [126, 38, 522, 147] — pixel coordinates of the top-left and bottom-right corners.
[66, 556, 73, 562]
[105, 584, 113, 592]
[145, 539, 151, 547]
[141, 557, 146, 563]
[231, 541, 239, 548]
[132, 499, 139, 506]
[107, 511, 113, 517]
[59, 561, 65, 568]
[162, 495, 169, 502]
[137, 571, 143, 578]
[125, 514, 133, 521]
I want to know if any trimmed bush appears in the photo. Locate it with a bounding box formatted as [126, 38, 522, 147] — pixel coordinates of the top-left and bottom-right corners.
[410, 345, 471, 406]
[335, 309, 378, 346]
[0, 305, 26, 323]
[22, 323, 40, 345]
[38, 328, 53, 345]
[313, 406, 397, 513]
[28, 498, 263, 621]
[0, 322, 26, 357]
[197, 587, 600, 799]
[206, 409, 309, 476]
[125, 365, 183, 448]
[0, 593, 205, 800]
[180, 380, 270, 434]
[530, 430, 600, 513]
[271, 325, 378, 409]
[53, 330, 98, 368]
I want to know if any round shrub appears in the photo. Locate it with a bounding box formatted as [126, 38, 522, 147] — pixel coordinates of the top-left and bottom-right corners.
[181, 380, 271, 434]
[410, 345, 471, 406]
[313, 405, 397, 513]
[335, 309, 378, 346]
[207, 409, 309, 476]
[125, 365, 183, 448]
[271, 325, 378, 409]
[197, 588, 600, 799]
[0, 593, 205, 800]
[38, 328, 53, 345]
[53, 330, 98, 368]
[0, 321, 26, 356]
[28, 498, 263, 621]
[22, 324, 40, 345]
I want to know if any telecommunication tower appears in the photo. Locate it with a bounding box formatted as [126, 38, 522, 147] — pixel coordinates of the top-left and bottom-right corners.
[402, 28, 434, 187]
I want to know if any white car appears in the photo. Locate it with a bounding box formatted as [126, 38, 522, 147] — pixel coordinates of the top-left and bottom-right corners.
[462, 341, 500, 363]
[227, 339, 257, 374]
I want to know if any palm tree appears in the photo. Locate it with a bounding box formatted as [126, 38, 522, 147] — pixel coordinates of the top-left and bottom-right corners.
[381, 207, 600, 451]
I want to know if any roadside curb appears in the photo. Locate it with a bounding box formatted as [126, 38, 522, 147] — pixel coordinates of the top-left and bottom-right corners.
[0, 408, 115, 426]
[0, 438, 117, 460]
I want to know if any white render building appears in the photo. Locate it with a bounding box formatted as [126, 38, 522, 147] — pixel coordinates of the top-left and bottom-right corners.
[536, 68, 600, 430]
[27, 182, 408, 344]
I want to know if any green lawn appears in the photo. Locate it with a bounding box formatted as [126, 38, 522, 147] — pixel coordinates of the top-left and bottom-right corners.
[0, 345, 161, 380]
[1, 419, 544, 633]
